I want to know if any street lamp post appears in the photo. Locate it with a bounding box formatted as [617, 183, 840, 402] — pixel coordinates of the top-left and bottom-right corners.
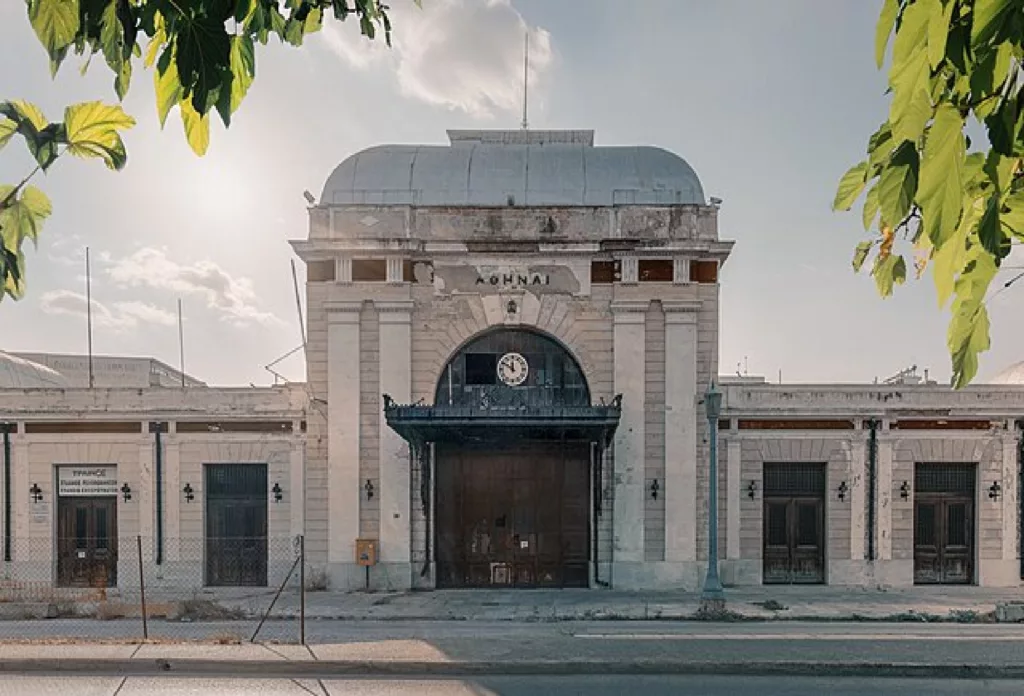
[700, 381, 725, 613]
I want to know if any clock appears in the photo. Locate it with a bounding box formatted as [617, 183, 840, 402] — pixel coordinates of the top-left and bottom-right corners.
[497, 352, 529, 386]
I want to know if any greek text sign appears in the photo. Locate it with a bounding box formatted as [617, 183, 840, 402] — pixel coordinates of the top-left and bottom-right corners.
[434, 264, 581, 296]
[58, 466, 118, 497]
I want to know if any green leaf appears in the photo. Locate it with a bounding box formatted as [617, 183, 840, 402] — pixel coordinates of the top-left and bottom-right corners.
[878, 141, 919, 224]
[0, 119, 16, 150]
[1, 100, 47, 133]
[918, 103, 965, 246]
[867, 122, 894, 170]
[926, 0, 954, 68]
[99, 0, 122, 71]
[1003, 190, 1024, 235]
[0, 100, 61, 170]
[174, 15, 232, 115]
[873, 253, 907, 297]
[2, 247, 27, 301]
[977, 193, 1008, 257]
[888, 1, 933, 144]
[154, 49, 184, 129]
[229, 35, 255, 114]
[27, 0, 81, 71]
[853, 240, 873, 271]
[833, 161, 868, 211]
[971, 0, 1012, 48]
[983, 151, 1017, 194]
[180, 98, 210, 156]
[971, 42, 1014, 102]
[875, 0, 899, 68]
[863, 184, 880, 230]
[947, 244, 998, 388]
[0, 185, 52, 248]
[114, 58, 132, 101]
[63, 101, 136, 170]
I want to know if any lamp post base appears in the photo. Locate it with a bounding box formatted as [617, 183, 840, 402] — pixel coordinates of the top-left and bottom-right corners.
[698, 595, 727, 617]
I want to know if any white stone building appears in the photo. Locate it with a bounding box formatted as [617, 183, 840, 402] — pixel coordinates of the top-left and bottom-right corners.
[1, 128, 1023, 594]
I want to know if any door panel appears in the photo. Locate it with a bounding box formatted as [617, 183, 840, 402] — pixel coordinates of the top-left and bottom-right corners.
[436, 442, 590, 588]
[57, 497, 118, 588]
[205, 464, 268, 587]
[914, 463, 975, 585]
[762, 463, 826, 585]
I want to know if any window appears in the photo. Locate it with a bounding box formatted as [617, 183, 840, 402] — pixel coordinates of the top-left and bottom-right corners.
[464, 353, 497, 385]
[351, 259, 387, 281]
[306, 260, 335, 282]
[591, 260, 620, 284]
[690, 259, 718, 283]
[404, 260, 434, 283]
[638, 259, 673, 282]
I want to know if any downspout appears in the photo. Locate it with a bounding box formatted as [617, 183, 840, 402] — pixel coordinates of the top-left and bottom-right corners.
[152, 422, 164, 566]
[867, 418, 878, 563]
[1017, 420, 1023, 581]
[593, 441, 609, 587]
[419, 443, 432, 579]
[2, 423, 10, 563]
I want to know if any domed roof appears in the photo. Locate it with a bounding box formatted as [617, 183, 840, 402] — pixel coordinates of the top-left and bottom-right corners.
[989, 360, 1024, 385]
[0, 351, 69, 388]
[320, 130, 705, 207]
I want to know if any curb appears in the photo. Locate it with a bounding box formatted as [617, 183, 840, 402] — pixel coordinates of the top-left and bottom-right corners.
[1, 659, 1023, 678]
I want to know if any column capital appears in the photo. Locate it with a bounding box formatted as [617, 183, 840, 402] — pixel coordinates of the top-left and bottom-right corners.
[325, 300, 362, 324]
[376, 300, 414, 323]
[663, 300, 701, 324]
[611, 300, 649, 323]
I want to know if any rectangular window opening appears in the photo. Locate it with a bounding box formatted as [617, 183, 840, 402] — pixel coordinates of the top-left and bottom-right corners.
[638, 259, 673, 282]
[464, 354, 497, 385]
[306, 260, 335, 282]
[591, 260, 620, 284]
[690, 259, 718, 284]
[351, 259, 387, 282]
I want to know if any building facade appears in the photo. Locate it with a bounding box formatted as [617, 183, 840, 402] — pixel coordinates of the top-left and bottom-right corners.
[0, 129, 1022, 594]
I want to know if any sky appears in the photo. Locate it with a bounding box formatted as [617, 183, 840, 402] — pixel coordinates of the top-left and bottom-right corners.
[0, 0, 1021, 387]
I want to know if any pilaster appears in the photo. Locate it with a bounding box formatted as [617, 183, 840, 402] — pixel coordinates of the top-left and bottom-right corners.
[663, 301, 699, 565]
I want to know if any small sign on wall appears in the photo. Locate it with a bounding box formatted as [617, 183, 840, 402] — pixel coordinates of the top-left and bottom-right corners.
[57, 466, 118, 497]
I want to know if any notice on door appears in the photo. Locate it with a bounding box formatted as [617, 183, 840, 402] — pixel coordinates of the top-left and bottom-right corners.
[58, 466, 117, 497]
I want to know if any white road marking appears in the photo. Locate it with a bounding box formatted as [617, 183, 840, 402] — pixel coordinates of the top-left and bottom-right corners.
[573, 633, 1024, 641]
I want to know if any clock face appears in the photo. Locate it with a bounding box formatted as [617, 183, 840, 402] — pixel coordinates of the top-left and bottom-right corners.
[497, 352, 529, 386]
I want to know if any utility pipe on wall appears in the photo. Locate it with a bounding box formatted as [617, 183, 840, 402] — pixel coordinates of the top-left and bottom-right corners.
[867, 418, 879, 563]
[2, 423, 10, 563]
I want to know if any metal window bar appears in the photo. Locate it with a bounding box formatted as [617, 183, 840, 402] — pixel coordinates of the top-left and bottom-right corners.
[762, 463, 826, 496]
[914, 463, 976, 494]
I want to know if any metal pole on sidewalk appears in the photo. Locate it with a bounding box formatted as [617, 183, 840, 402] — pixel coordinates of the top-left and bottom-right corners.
[700, 382, 726, 614]
[299, 535, 306, 645]
[137, 535, 149, 640]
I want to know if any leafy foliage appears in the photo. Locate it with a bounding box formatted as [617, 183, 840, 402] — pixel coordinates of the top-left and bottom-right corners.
[3, 0, 405, 303]
[0, 100, 135, 301]
[26, 0, 402, 155]
[835, 0, 1024, 388]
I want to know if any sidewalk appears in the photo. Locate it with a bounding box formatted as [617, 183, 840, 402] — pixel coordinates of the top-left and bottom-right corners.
[213, 585, 1024, 622]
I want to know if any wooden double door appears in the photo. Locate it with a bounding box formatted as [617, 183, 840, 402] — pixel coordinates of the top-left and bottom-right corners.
[762, 463, 826, 584]
[57, 497, 117, 588]
[435, 442, 590, 588]
[914, 464, 975, 584]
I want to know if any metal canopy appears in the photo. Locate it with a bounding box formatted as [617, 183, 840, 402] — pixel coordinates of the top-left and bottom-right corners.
[382, 394, 622, 447]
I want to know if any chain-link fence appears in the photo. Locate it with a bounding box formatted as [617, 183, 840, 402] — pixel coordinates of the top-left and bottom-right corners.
[0, 535, 309, 643]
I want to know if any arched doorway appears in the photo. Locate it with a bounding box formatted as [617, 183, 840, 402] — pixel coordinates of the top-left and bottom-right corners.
[384, 328, 621, 589]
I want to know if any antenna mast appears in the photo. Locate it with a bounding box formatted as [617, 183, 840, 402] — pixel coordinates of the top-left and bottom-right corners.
[521, 32, 529, 130]
[85, 246, 94, 388]
[177, 298, 185, 388]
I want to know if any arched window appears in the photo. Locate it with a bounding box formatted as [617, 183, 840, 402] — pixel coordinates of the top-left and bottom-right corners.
[435, 330, 590, 408]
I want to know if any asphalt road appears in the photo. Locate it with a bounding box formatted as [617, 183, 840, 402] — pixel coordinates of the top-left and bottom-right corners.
[1, 675, 1023, 695]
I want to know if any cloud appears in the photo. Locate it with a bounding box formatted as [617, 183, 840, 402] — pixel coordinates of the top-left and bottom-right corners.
[319, 0, 553, 118]
[105, 247, 281, 327]
[39, 290, 176, 330]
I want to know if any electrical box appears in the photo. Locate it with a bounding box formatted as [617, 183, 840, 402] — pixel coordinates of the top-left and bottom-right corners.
[355, 538, 377, 567]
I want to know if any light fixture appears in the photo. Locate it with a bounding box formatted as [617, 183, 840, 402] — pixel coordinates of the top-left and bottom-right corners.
[704, 383, 723, 421]
[989, 481, 1002, 500]
[29, 483, 42, 503]
[120, 483, 132, 502]
[747, 480, 758, 500]
[272, 482, 283, 503]
[183, 483, 195, 503]
[506, 299, 518, 315]
[365, 479, 375, 501]
[900, 481, 910, 500]
[650, 479, 660, 500]
[837, 481, 848, 502]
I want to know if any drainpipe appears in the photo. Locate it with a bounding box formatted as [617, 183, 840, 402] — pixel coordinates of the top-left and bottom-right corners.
[151, 422, 165, 566]
[1017, 420, 1023, 581]
[867, 418, 879, 562]
[592, 442, 609, 587]
[2, 423, 10, 563]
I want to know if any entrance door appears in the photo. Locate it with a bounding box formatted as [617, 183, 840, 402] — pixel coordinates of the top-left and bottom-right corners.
[914, 464, 975, 585]
[57, 497, 117, 588]
[205, 464, 268, 587]
[762, 463, 826, 584]
[436, 442, 590, 588]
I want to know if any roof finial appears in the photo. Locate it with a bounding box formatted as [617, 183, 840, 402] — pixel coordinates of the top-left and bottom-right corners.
[521, 31, 529, 130]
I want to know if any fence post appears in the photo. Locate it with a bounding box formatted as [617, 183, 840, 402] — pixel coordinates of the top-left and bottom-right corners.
[299, 535, 305, 645]
[136, 535, 148, 640]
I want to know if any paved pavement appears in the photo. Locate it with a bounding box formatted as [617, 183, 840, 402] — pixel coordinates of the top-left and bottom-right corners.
[3, 622, 1024, 678]
[0, 676, 1021, 695]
